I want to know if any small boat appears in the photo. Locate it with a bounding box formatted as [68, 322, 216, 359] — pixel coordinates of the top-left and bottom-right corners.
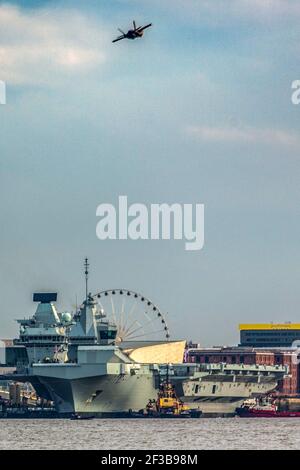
[70, 414, 95, 420]
[236, 397, 300, 418]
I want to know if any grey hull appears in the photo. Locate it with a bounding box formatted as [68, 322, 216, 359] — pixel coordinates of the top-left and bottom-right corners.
[37, 373, 159, 413]
[5, 350, 287, 416]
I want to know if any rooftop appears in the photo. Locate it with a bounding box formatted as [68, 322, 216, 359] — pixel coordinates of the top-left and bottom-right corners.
[239, 323, 300, 331]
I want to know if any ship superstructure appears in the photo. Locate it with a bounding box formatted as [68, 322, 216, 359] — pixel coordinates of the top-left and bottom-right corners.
[15, 293, 72, 365]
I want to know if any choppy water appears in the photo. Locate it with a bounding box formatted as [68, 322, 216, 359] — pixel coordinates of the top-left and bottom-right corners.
[0, 418, 299, 450]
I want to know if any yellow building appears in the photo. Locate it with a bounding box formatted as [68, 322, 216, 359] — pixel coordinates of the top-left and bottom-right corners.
[239, 323, 300, 347]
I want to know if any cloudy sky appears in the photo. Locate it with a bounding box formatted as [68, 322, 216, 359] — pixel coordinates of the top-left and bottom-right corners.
[0, 0, 299, 345]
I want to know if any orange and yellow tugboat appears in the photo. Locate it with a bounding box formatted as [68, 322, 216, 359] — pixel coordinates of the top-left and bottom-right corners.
[143, 380, 201, 418]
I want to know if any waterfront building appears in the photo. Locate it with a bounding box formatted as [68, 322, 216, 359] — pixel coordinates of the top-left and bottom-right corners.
[239, 323, 300, 348]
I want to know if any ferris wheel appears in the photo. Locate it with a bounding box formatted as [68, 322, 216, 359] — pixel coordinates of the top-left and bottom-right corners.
[91, 289, 170, 343]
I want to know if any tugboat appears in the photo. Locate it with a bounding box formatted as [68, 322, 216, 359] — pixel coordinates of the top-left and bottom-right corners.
[135, 366, 202, 418]
[236, 396, 300, 418]
[144, 381, 201, 418]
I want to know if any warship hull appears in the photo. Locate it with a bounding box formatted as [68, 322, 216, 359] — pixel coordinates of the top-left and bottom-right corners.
[10, 345, 162, 414]
[12, 372, 281, 417]
[173, 366, 285, 417]
[10, 360, 286, 417]
[36, 373, 158, 414]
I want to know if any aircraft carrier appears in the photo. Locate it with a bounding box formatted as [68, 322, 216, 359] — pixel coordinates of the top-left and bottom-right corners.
[0, 263, 289, 417]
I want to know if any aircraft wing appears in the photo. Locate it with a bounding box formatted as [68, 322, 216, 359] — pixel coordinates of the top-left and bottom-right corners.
[137, 23, 152, 32]
[112, 35, 125, 43]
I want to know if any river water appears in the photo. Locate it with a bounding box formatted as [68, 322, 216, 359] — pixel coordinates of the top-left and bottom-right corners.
[0, 418, 299, 450]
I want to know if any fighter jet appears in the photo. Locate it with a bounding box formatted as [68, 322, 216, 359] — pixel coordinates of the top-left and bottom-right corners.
[112, 20, 152, 43]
